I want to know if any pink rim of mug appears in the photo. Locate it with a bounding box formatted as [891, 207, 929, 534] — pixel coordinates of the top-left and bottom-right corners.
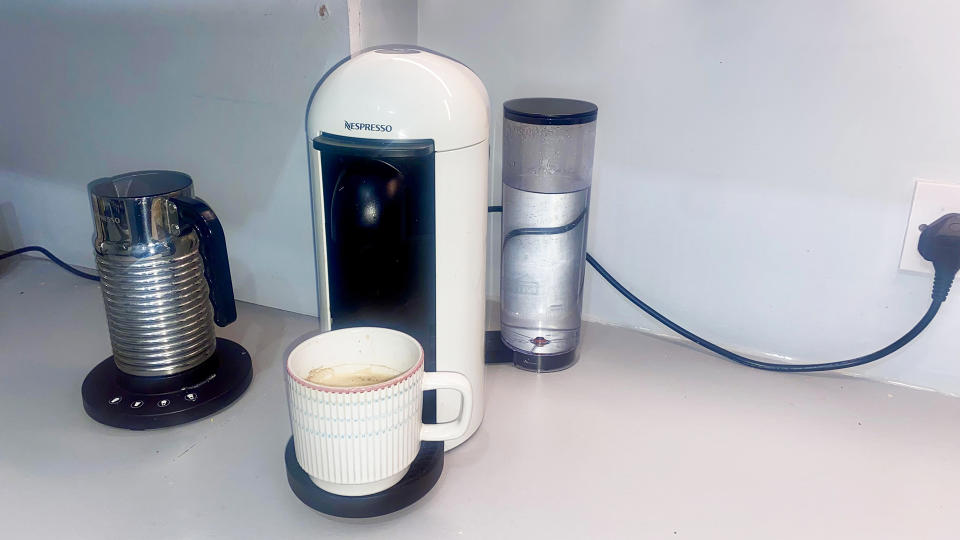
[285, 328, 425, 394]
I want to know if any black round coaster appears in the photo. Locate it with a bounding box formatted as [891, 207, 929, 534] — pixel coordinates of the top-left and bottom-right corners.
[81, 338, 252, 430]
[285, 437, 444, 518]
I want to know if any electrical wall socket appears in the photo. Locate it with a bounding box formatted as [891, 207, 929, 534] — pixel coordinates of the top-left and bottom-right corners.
[900, 179, 960, 274]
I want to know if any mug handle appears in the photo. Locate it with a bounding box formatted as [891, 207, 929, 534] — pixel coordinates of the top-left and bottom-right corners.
[420, 371, 473, 442]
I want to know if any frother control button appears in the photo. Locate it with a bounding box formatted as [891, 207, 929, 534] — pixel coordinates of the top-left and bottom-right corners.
[130, 400, 144, 409]
[185, 393, 198, 402]
[108, 396, 122, 405]
[157, 399, 170, 408]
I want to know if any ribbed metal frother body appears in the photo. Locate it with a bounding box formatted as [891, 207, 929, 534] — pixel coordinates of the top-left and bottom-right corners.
[95, 236, 216, 376]
[89, 172, 216, 376]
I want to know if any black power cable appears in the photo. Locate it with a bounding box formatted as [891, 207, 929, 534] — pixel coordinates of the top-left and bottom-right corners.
[586, 253, 940, 372]
[0, 246, 100, 281]
[490, 205, 960, 372]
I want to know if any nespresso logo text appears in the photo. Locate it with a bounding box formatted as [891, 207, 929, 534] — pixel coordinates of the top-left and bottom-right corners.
[344, 121, 393, 132]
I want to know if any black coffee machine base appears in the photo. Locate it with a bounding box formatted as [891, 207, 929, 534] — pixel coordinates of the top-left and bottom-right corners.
[81, 338, 253, 430]
[285, 437, 443, 518]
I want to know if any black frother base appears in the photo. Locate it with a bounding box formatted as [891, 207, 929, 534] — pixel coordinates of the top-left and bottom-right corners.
[285, 437, 444, 518]
[81, 338, 252, 430]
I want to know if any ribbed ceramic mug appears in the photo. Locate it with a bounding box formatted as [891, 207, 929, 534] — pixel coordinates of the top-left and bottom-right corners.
[286, 327, 473, 496]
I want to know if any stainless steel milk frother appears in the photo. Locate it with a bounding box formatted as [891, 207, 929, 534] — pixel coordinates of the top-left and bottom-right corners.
[82, 170, 252, 430]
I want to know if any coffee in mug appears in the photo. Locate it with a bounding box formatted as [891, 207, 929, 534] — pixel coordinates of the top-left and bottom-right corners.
[305, 364, 399, 387]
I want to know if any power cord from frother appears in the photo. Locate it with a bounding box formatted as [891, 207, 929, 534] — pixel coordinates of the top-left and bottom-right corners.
[491, 206, 960, 372]
[0, 246, 100, 281]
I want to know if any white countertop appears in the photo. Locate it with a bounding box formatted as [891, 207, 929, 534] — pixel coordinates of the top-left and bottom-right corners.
[2, 256, 960, 539]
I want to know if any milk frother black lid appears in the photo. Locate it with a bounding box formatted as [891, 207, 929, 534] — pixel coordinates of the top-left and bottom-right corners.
[503, 97, 598, 125]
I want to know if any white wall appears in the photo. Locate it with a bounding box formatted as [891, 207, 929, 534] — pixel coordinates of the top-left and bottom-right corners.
[419, 0, 960, 394]
[0, 0, 350, 315]
[348, 0, 418, 53]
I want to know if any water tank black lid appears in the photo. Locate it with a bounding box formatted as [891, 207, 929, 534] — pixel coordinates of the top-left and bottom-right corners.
[503, 98, 598, 126]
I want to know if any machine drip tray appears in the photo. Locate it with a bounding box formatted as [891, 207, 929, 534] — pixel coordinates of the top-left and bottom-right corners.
[285, 437, 444, 518]
[81, 337, 253, 430]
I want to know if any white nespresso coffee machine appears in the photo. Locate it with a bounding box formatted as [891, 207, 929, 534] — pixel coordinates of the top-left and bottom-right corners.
[286, 46, 489, 517]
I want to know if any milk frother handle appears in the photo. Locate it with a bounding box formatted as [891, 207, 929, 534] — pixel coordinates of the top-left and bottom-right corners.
[172, 195, 238, 327]
[420, 372, 473, 442]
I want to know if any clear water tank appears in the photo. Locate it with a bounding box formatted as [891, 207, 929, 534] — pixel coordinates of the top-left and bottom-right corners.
[499, 98, 598, 372]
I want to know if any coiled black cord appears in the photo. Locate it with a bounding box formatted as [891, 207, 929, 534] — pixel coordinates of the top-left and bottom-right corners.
[490, 204, 947, 372]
